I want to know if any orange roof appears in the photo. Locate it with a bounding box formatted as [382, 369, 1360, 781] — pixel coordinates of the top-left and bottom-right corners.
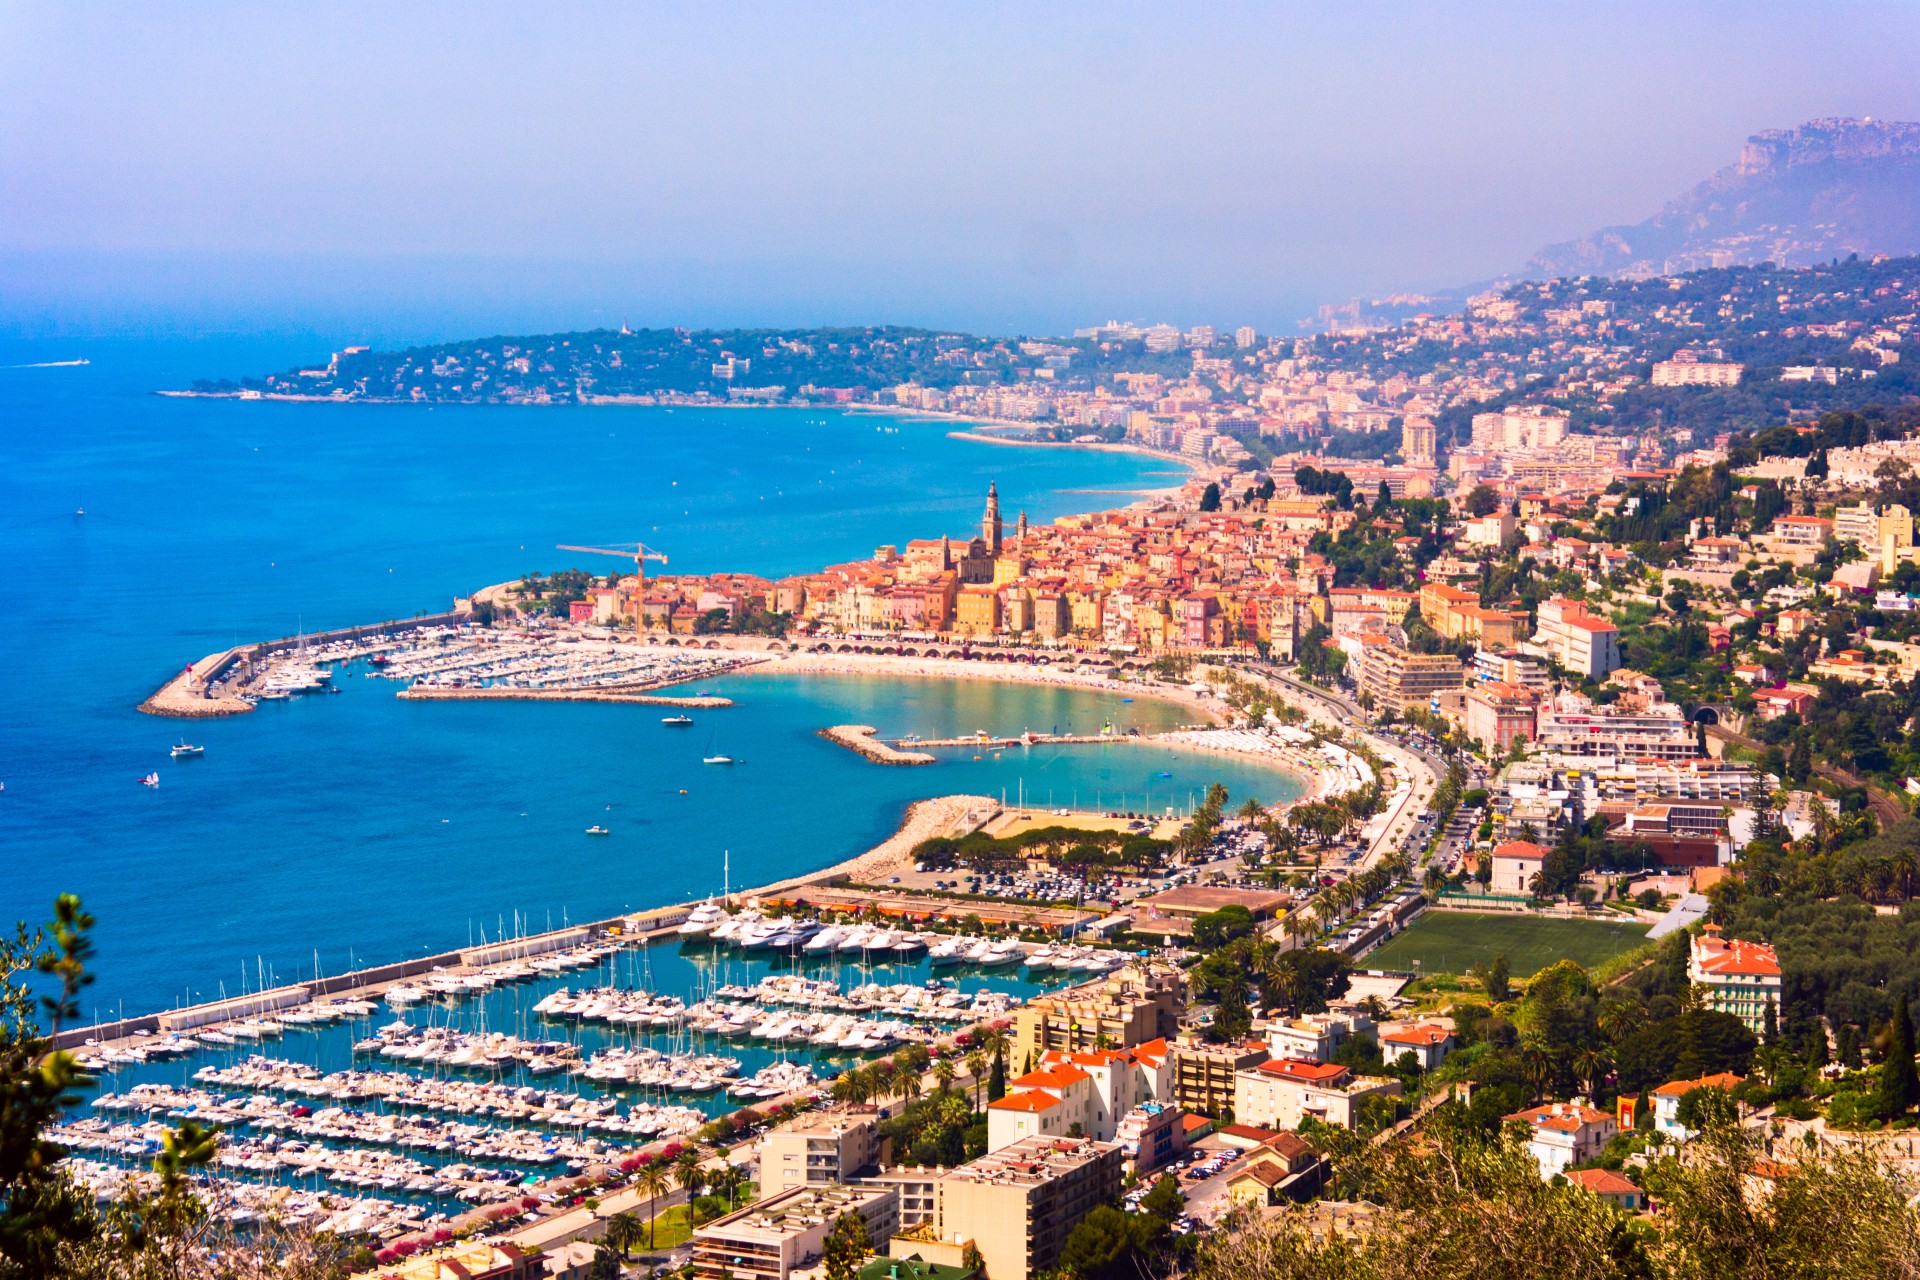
[1692, 934, 1781, 978]
[1040, 1049, 1133, 1070]
[1009, 1064, 1091, 1091]
[1653, 1071, 1745, 1098]
[1255, 1057, 1350, 1084]
[988, 1091, 1063, 1113]
[1565, 1168, 1641, 1196]
[1507, 1102, 1612, 1133]
[1491, 840, 1548, 860]
[1131, 1037, 1170, 1068]
[1381, 1024, 1452, 1047]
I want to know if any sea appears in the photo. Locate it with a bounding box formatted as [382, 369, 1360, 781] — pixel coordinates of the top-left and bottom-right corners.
[0, 335, 1300, 1022]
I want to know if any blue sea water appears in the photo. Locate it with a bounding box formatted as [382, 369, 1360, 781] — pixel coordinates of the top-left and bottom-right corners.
[0, 337, 1298, 1020]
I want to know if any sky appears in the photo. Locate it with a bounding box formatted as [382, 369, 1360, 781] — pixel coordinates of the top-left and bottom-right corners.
[5, 2, 1920, 343]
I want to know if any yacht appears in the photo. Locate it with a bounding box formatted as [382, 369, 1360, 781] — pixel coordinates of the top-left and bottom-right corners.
[927, 936, 970, 966]
[677, 901, 728, 937]
[702, 755, 734, 765]
[169, 742, 204, 759]
[585, 825, 610, 836]
[803, 925, 847, 953]
[661, 714, 694, 726]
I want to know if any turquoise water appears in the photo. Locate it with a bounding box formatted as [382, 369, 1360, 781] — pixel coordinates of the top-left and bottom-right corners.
[0, 337, 1297, 1019]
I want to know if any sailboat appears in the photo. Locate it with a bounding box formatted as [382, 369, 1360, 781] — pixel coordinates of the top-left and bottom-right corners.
[702, 728, 734, 765]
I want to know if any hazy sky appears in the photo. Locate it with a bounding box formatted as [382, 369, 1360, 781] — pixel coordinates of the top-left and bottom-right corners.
[6, 2, 1920, 341]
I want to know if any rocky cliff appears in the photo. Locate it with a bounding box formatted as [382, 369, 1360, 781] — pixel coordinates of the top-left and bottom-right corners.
[1525, 117, 1920, 279]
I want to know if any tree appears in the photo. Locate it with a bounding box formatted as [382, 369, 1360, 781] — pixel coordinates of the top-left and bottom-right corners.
[1472, 952, 1511, 1003]
[674, 1149, 707, 1203]
[1466, 484, 1502, 517]
[1875, 992, 1918, 1121]
[822, 1210, 872, 1280]
[988, 1046, 1007, 1102]
[1, 895, 100, 1278]
[1140, 1173, 1185, 1223]
[589, 1244, 622, 1280]
[1058, 1205, 1167, 1280]
[965, 1050, 988, 1108]
[636, 1162, 671, 1247]
[1199, 482, 1222, 512]
[605, 1211, 643, 1259]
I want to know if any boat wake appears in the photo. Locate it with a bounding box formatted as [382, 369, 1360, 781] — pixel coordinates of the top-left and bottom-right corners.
[3, 358, 90, 369]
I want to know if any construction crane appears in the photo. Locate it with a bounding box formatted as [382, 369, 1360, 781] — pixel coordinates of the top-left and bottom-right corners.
[555, 543, 668, 633]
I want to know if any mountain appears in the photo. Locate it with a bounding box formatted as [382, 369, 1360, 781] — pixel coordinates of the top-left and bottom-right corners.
[1524, 117, 1920, 279]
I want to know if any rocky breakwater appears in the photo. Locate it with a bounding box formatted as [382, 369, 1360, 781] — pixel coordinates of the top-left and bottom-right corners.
[818, 724, 936, 766]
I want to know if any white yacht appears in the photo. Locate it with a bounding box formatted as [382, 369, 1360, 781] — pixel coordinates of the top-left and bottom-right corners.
[677, 901, 728, 937]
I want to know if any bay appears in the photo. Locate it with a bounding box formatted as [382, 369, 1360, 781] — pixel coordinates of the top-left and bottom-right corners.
[0, 336, 1298, 1018]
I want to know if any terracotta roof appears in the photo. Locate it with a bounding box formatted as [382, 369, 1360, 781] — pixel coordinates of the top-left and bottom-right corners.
[1010, 1064, 1091, 1090]
[1652, 1071, 1745, 1098]
[1507, 1102, 1613, 1133]
[1381, 1024, 1452, 1047]
[1491, 840, 1548, 860]
[1254, 1058, 1350, 1084]
[1217, 1123, 1282, 1141]
[988, 1091, 1063, 1113]
[1230, 1162, 1291, 1188]
[1565, 1168, 1641, 1195]
[1691, 935, 1781, 978]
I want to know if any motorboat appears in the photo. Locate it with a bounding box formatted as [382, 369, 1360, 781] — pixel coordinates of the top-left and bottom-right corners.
[585, 825, 610, 836]
[927, 936, 970, 966]
[803, 925, 847, 953]
[703, 755, 734, 765]
[139, 772, 160, 788]
[169, 742, 204, 759]
[662, 715, 694, 726]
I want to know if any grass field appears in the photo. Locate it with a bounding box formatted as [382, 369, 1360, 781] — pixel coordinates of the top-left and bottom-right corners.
[1366, 911, 1650, 978]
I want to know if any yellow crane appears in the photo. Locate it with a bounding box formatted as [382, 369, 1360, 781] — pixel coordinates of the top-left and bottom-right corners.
[555, 542, 668, 633]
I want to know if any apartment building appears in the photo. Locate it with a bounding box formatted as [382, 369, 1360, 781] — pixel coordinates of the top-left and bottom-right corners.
[1135, 1035, 1262, 1117]
[1464, 680, 1539, 753]
[1012, 965, 1185, 1066]
[1357, 641, 1467, 712]
[1687, 926, 1781, 1035]
[692, 1185, 901, 1280]
[1534, 691, 1695, 761]
[1651, 360, 1743, 387]
[1264, 1011, 1374, 1064]
[758, 1110, 883, 1191]
[1529, 598, 1621, 679]
[1233, 1058, 1402, 1130]
[933, 1138, 1124, 1280]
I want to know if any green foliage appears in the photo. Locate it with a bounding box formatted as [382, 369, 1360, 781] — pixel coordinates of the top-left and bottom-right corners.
[1192, 905, 1256, 949]
[1058, 1205, 1170, 1280]
[822, 1210, 873, 1280]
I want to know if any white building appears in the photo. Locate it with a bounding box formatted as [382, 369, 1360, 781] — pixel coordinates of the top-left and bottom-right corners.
[1506, 1102, 1617, 1177]
[1687, 926, 1781, 1035]
[1529, 598, 1621, 679]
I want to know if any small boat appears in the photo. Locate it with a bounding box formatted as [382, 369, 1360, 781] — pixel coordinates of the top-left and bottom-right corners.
[139, 772, 160, 788]
[170, 742, 204, 759]
[662, 714, 694, 727]
[703, 756, 734, 766]
[585, 825, 610, 836]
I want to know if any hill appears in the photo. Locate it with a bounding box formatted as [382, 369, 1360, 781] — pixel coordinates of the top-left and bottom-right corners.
[1525, 117, 1920, 279]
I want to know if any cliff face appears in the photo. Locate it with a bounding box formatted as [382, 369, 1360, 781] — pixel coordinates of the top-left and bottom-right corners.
[1525, 118, 1920, 279]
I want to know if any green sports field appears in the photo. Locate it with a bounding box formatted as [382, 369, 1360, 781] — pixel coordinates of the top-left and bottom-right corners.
[1365, 911, 1650, 978]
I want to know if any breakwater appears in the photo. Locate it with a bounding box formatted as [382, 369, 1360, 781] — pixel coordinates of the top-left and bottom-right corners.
[818, 724, 936, 765]
[396, 687, 734, 708]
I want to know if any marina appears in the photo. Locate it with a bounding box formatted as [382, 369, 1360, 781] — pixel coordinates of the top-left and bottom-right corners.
[59, 931, 1073, 1219]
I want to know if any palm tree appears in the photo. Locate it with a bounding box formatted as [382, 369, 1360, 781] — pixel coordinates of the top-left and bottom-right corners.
[894, 1064, 924, 1105]
[1238, 798, 1265, 823]
[674, 1150, 706, 1202]
[636, 1163, 671, 1248]
[965, 1050, 989, 1108]
[1572, 1047, 1609, 1100]
[606, 1211, 643, 1259]
[1520, 1043, 1555, 1102]
[1422, 865, 1447, 899]
[934, 1059, 957, 1094]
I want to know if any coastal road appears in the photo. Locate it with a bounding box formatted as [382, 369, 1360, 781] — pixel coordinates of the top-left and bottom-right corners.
[1247, 665, 1442, 872]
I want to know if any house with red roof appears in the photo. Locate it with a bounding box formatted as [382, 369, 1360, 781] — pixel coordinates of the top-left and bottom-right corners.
[1507, 1101, 1617, 1177]
[1564, 1167, 1645, 1211]
[1379, 1023, 1455, 1071]
[1651, 1071, 1746, 1140]
[1489, 840, 1549, 895]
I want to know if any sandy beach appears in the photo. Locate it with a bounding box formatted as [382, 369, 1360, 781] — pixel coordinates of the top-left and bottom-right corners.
[746, 793, 997, 901]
